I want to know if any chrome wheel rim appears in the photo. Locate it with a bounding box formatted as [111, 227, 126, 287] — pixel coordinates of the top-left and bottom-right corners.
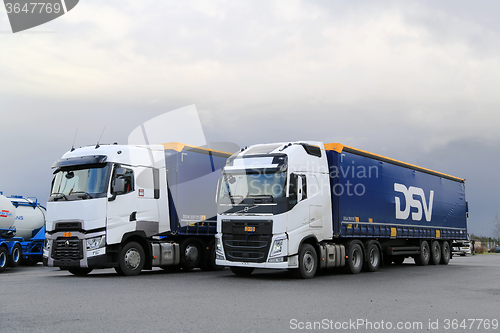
[185, 244, 199, 264]
[124, 248, 141, 270]
[12, 247, 20, 263]
[303, 251, 315, 273]
[0, 252, 6, 268]
[353, 248, 362, 268]
[370, 248, 379, 267]
[423, 244, 429, 260]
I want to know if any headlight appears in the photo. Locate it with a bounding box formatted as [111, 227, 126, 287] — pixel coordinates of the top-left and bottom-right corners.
[270, 238, 284, 257]
[86, 236, 105, 251]
[44, 239, 51, 251]
[215, 237, 223, 254]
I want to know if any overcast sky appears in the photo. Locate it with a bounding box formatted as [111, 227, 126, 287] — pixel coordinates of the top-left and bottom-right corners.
[1, 0, 499, 237]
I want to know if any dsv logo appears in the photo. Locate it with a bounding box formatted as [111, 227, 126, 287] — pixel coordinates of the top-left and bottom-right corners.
[394, 183, 434, 222]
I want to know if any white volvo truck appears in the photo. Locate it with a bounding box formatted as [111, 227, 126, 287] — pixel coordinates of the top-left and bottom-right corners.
[44, 142, 231, 276]
[215, 141, 467, 278]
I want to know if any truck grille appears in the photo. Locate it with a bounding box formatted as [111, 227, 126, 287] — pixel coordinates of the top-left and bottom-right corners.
[52, 238, 82, 260]
[222, 220, 272, 263]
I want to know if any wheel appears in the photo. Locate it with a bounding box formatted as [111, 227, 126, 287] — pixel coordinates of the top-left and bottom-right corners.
[292, 244, 318, 279]
[414, 240, 430, 266]
[230, 266, 254, 276]
[115, 241, 145, 276]
[345, 242, 364, 274]
[201, 240, 225, 271]
[392, 256, 405, 265]
[0, 246, 8, 272]
[8, 243, 22, 267]
[364, 242, 380, 272]
[440, 241, 450, 265]
[180, 238, 203, 270]
[68, 268, 93, 276]
[430, 240, 441, 265]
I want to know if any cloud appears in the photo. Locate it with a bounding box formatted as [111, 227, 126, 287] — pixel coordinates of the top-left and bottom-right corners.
[1, 0, 499, 235]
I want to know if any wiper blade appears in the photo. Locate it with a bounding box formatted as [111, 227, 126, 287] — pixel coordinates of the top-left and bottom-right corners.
[72, 191, 93, 199]
[229, 195, 244, 204]
[51, 193, 68, 201]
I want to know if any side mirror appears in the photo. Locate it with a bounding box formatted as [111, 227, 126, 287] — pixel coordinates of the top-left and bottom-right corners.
[109, 178, 126, 202]
[113, 178, 126, 194]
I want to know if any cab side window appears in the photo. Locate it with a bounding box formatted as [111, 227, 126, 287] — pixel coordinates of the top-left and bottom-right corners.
[289, 173, 307, 208]
[300, 174, 307, 200]
[289, 173, 298, 206]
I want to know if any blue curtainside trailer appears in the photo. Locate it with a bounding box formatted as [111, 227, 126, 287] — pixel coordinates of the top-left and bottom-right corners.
[325, 144, 467, 240]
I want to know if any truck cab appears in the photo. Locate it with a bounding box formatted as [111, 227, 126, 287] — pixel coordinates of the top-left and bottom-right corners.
[215, 142, 331, 275]
[44, 144, 168, 275]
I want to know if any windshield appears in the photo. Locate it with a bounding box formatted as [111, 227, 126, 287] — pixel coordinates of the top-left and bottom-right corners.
[218, 171, 286, 203]
[50, 164, 110, 200]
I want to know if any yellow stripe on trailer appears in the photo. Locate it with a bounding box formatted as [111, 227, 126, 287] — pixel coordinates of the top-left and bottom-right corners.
[323, 143, 464, 183]
[161, 142, 232, 156]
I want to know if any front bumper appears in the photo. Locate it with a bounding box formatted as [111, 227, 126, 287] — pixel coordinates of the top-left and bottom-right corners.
[44, 230, 107, 268]
[44, 253, 108, 268]
[216, 255, 298, 269]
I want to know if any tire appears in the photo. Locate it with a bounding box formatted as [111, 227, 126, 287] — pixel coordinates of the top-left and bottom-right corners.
[180, 238, 203, 270]
[430, 240, 441, 265]
[230, 266, 254, 276]
[292, 244, 318, 279]
[414, 240, 430, 266]
[68, 268, 93, 276]
[0, 246, 8, 272]
[440, 241, 450, 265]
[364, 242, 380, 272]
[345, 242, 364, 274]
[115, 241, 145, 276]
[8, 243, 22, 267]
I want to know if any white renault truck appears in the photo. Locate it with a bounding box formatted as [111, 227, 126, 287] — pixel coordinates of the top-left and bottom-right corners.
[44, 142, 231, 276]
[215, 141, 468, 278]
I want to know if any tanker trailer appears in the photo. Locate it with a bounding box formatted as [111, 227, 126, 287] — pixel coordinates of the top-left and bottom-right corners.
[0, 193, 46, 271]
[8, 195, 46, 265]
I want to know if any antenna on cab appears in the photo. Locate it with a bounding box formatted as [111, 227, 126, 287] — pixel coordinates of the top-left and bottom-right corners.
[96, 125, 106, 149]
[70, 128, 78, 152]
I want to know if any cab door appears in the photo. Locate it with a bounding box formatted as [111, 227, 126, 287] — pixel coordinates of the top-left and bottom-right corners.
[106, 166, 137, 245]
